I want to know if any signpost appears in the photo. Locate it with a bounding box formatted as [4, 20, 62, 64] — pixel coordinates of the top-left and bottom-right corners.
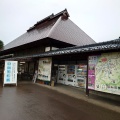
[3, 61, 18, 86]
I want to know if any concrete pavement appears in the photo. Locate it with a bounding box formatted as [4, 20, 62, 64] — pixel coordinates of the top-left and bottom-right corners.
[36, 83, 120, 113]
[0, 82, 120, 120]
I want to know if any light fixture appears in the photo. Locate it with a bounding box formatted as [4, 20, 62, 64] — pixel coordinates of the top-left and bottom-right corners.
[20, 62, 25, 63]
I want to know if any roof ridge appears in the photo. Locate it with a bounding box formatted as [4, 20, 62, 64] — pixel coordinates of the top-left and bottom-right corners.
[27, 9, 69, 32]
[27, 14, 54, 32]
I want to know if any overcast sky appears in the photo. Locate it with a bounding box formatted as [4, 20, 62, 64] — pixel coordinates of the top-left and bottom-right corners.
[0, 0, 120, 45]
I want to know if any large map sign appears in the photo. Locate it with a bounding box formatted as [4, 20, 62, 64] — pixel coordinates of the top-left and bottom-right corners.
[88, 52, 120, 95]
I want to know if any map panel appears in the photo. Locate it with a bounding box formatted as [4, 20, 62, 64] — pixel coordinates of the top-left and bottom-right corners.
[88, 52, 120, 95]
[95, 52, 120, 95]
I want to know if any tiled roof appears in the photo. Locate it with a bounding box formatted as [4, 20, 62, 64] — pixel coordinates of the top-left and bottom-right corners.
[48, 17, 95, 45]
[6, 38, 120, 60]
[3, 18, 57, 50]
[3, 9, 95, 51]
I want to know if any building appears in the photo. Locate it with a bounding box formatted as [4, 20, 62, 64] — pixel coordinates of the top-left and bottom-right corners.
[0, 9, 95, 81]
[0, 9, 120, 99]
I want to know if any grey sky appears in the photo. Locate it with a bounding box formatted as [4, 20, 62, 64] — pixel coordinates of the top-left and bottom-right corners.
[0, 0, 120, 45]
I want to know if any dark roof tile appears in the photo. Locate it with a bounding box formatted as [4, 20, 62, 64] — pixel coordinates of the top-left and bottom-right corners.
[48, 17, 95, 46]
[4, 19, 57, 50]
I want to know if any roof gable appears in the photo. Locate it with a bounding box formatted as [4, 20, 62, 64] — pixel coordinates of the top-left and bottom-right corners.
[3, 9, 95, 52]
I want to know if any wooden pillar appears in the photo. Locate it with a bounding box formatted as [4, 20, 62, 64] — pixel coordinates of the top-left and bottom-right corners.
[86, 56, 89, 96]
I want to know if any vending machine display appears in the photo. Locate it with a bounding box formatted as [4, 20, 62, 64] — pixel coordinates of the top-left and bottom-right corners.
[58, 65, 66, 84]
[76, 65, 87, 88]
[57, 64, 87, 88]
[66, 65, 76, 86]
[67, 65, 75, 74]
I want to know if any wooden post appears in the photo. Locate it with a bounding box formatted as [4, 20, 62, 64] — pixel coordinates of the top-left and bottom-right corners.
[86, 56, 89, 96]
[50, 57, 53, 86]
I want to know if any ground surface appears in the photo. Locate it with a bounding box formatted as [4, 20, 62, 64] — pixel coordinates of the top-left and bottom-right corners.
[0, 83, 120, 120]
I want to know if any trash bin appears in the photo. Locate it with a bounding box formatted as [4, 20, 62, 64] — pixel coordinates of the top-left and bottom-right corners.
[51, 80, 54, 87]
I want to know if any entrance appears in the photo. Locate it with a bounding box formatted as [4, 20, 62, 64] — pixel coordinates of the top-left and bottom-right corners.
[18, 61, 35, 80]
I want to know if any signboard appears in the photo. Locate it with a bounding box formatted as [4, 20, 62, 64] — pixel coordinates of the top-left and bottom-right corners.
[38, 58, 52, 81]
[88, 52, 120, 95]
[4, 61, 18, 86]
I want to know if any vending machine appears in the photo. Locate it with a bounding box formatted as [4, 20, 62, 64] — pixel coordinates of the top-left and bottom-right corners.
[75, 65, 87, 88]
[57, 65, 66, 84]
[66, 65, 76, 86]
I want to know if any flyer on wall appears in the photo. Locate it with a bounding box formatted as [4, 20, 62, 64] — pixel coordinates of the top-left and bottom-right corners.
[88, 56, 98, 90]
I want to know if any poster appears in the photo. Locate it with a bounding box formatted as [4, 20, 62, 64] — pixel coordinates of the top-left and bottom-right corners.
[38, 58, 52, 81]
[88, 52, 120, 95]
[4, 61, 18, 86]
[88, 56, 98, 89]
[88, 75, 95, 89]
